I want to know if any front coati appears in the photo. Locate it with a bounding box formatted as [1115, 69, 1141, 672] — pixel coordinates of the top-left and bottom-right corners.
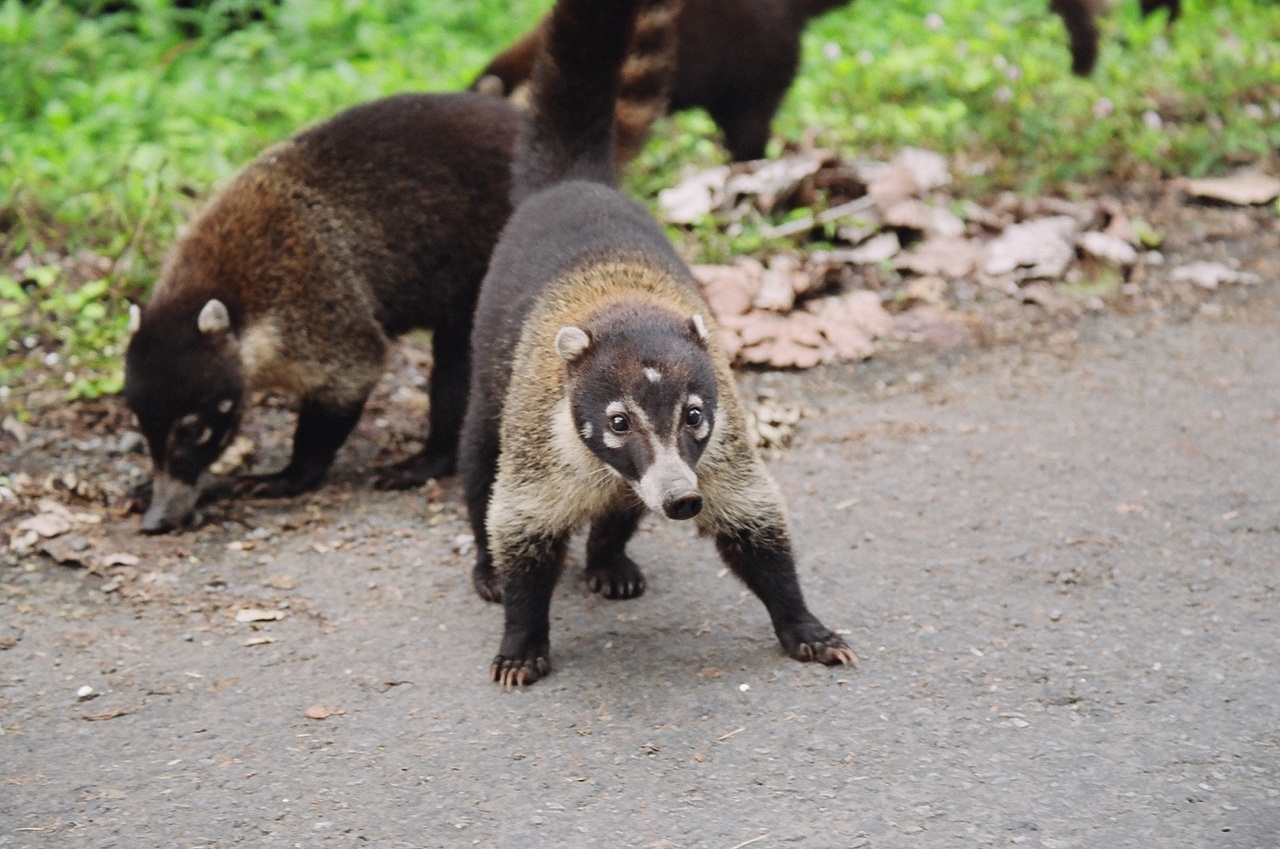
[123, 15, 679, 534]
[460, 0, 856, 686]
[473, 0, 1183, 160]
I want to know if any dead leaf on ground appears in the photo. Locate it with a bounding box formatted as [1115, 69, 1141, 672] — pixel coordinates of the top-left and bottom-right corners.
[1169, 261, 1262, 289]
[100, 552, 140, 568]
[304, 704, 345, 720]
[692, 261, 761, 317]
[1185, 170, 1280, 206]
[845, 232, 900, 265]
[234, 608, 285, 623]
[896, 236, 982, 278]
[658, 165, 731, 224]
[209, 435, 257, 476]
[726, 151, 829, 212]
[1078, 231, 1139, 265]
[983, 216, 1079, 279]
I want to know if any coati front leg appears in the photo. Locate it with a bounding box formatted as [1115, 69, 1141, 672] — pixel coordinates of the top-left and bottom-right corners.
[713, 521, 856, 666]
[491, 532, 569, 686]
[459, 395, 504, 603]
[585, 504, 647, 599]
[239, 397, 364, 497]
[371, 326, 469, 490]
[709, 93, 783, 163]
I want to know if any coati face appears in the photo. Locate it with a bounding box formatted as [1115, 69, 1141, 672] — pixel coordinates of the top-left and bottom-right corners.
[557, 311, 717, 520]
[124, 298, 244, 534]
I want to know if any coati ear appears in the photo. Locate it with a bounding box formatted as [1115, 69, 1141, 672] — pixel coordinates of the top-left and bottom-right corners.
[197, 299, 231, 335]
[555, 326, 592, 362]
[128, 303, 141, 334]
[689, 314, 710, 346]
[474, 74, 505, 97]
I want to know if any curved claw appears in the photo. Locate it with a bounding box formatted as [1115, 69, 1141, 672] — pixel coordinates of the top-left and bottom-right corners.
[491, 652, 551, 687]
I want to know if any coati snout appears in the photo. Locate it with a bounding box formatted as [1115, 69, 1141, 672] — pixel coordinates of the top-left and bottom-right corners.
[124, 299, 244, 533]
[555, 311, 717, 520]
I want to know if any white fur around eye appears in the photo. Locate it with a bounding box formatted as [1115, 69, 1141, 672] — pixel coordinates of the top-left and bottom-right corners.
[196, 427, 213, 446]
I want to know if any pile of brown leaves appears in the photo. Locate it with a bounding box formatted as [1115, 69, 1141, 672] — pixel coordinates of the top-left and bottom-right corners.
[663, 148, 1277, 369]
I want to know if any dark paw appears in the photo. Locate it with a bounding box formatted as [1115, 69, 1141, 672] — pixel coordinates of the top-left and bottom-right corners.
[235, 473, 312, 499]
[491, 648, 550, 687]
[779, 623, 858, 667]
[585, 558, 646, 599]
[369, 451, 454, 491]
[472, 561, 503, 603]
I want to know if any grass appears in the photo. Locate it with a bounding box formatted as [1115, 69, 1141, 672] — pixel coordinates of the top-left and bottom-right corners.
[1, 0, 1278, 405]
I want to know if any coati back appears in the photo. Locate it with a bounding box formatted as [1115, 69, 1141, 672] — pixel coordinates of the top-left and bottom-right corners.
[124, 19, 678, 533]
[474, 0, 1182, 160]
[460, 0, 855, 686]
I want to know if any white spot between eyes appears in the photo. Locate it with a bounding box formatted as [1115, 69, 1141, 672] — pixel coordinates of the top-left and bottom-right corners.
[644, 367, 662, 383]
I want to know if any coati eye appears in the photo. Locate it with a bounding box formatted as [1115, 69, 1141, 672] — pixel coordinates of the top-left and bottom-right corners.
[608, 414, 630, 434]
[685, 407, 703, 427]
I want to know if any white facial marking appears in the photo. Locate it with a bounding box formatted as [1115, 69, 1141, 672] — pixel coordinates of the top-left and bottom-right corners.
[580, 421, 593, 440]
[128, 303, 141, 333]
[217, 398, 234, 414]
[635, 443, 699, 514]
[196, 427, 213, 446]
[644, 367, 662, 383]
[179, 413, 200, 429]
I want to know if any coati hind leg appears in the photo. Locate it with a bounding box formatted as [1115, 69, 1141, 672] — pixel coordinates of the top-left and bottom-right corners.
[585, 504, 647, 599]
[491, 532, 569, 686]
[239, 397, 365, 498]
[370, 325, 470, 490]
[709, 93, 783, 162]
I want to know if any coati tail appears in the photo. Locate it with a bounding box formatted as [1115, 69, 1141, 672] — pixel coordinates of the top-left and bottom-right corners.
[511, 0, 680, 203]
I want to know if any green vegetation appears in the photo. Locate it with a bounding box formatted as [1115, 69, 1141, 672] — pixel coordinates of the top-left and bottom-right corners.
[1, 0, 1278, 403]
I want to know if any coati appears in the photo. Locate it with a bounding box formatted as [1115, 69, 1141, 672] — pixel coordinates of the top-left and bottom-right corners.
[473, 0, 1183, 159]
[460, 0, 855, 685]
[123, 13, 679, 534]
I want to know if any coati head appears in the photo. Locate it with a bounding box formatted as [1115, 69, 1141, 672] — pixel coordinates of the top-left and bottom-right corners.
[557, 306, 718, 520]
[124, 298, 244, 534]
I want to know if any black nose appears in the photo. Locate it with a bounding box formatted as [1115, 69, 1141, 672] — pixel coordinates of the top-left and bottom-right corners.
[663, 492, 703, 520]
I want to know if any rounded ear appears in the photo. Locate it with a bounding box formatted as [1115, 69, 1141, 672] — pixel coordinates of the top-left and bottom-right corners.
[474, 74, 505, 97]
[555, 326, 591, 362]
[128, 303, 142, 334]
[689, 314, 710, 345]
[197, 299, 231, 335]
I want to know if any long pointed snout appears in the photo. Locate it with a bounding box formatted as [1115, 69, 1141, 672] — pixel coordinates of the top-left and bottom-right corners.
[140, 472, 200, 534]
[637, 447, 701, 521]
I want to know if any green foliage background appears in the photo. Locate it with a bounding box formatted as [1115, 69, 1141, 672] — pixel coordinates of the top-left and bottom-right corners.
[1, 0, 1278, 403]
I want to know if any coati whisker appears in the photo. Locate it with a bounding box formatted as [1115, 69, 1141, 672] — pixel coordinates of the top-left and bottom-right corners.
[459, 0, 855, 687]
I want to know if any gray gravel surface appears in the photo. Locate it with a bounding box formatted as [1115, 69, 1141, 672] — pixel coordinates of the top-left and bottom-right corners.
[3, 287, 1278, 848]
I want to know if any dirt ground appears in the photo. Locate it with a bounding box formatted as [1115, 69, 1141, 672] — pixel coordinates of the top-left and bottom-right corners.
[3, 203, 1280, 847]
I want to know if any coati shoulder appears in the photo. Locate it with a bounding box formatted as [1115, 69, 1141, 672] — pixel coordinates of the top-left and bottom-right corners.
[124, 36, 679, 533]
[459, 0, 854, 686]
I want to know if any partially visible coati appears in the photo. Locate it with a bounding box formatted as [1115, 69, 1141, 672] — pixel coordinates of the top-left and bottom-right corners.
[473, 0, 1184, 160]
[460, 0, 855, 685]
[123, 10, 680, 534]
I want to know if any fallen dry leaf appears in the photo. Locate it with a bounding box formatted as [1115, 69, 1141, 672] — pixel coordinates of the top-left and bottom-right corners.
[657, 165, 731, 224]
[1169, 261, 1262, 290]
[1078, 231, 1139, 265]
[234, 608, 285, 623]
[304, 704, 345, 720]
[896, 236, 981, 278]
[692, 261, 761, 317]
[1185, 170, 1280, 206]
[726, 151, 828, 212]
[845, 232, 900, 265]
[983, 216, 1078, 279]
[100, 552, 140, 568]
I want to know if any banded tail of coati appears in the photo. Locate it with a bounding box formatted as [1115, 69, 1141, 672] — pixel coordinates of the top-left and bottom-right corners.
[123, 15, 680, 534]
[473, 0, 1183, 160]
[460, 0, 855, 685]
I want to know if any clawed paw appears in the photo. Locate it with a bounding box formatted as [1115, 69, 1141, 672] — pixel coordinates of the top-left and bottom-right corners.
[369, 453, 453, 491]
[491, 652, 551, 687]
[782, 625, 858, 668]
[585, 562, 646, 600]
[236, 474, 308, 499]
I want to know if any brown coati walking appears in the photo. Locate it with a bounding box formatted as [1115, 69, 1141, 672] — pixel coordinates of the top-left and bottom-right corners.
[459, 0, 855, 686]
[473, 0, 1183, 160]
[124, 18, 679, 534]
